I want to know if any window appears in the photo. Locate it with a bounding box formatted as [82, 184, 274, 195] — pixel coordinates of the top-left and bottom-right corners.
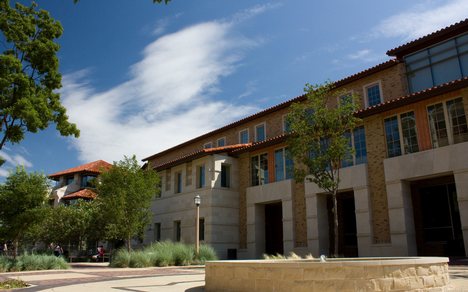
[405, 33, 468, 93]
[66, 176, 74, 185]
[239, 129, 249, 144]
[274, 148, 294, 181]
[203, 142, 212, 149]
[255, 123, 266, 142]
[197, 165, 206, 188]
[154, 223, 161, 242]
[282, 115, 291, 133]
[364, 83, 382, 107]
[80, 175, 97, 188]
[341, 126, 368, 167]
[428, 98, 468, 148]
[175, 172, 182, 193]
[216, 137, 226, 147]
[199, 218, 205, 241]
[221, 164, 230, 188]
[251, 153, 268, 186]
[174, 221, 181, 242]
[339, 93, 353, 107]
[384, 112, 419, 158]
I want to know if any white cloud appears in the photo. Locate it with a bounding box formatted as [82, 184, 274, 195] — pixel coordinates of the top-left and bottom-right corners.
[0, 149, 33, 177]
[346, 49, 382, 63]
[374, 0, 468, 40]
[62, 18, 262, 163]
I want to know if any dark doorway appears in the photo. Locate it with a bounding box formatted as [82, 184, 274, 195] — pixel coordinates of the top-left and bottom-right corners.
[265, 202, 284, 255]
[411, 177, 465, 256]
[327, 191, 358, 257]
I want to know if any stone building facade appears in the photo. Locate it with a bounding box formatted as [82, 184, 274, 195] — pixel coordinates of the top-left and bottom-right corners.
[143, 19, 468, 259]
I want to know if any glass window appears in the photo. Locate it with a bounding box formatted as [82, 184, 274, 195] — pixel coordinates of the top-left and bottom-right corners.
[239, 129, 249, 144]
[405, 33, 468, 93]
[366, 84, 381, 107]
[221, 164, 230, 188]
[199, 218, 205, 241]
[275, 149, 285, 181]
[66, 176, 74, 185]
[251, 153, 268, 186]
[197, 165, 205, 188]
[175, 172, 182, 193]
[400, 112, 419, 154]
[154, 223, 161, 242]
[384, 116, 402, 157]
[428, 103, 449, 148]
[353, 126, 367, 164]
[203, 142, 212, 149]
[447, 98, 468, 144]
[81, 175, 97, 188]
[217, 138, 225, 147]
[341, 131, 353, 168]
[174, 221, 181, 242]
[255, 124, 266, 142]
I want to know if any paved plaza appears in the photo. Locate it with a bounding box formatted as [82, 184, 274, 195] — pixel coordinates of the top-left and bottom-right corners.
[1, 263, 468, 291]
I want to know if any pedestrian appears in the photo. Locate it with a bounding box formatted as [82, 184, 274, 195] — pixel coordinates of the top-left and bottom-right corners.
[54, 244, 63, 257]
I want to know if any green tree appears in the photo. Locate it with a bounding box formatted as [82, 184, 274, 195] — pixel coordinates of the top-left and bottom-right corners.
[0, 1, 79, 153]
[35, 200, 99, 253]
[287, 81, 361, 257]
[96, 155, 160, 251]
[0, 167, 49, 256]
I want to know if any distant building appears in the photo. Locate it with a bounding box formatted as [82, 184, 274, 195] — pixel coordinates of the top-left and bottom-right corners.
[143, 19, 468, 259]
[48, 160, 112, 206]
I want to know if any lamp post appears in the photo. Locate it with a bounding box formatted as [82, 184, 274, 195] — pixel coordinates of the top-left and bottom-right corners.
[194, 195, 201, 256]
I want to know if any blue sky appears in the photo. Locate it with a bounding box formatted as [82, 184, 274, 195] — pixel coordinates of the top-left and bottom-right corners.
[1, 0, 468, 177]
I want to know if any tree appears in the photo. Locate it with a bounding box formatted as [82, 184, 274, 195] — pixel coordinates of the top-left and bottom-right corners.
[0, 1, 79, 153]
[0, 166, 49, 256]
[96, 155, 160, 251]
[34, 200, 99, 253]
[287, 81, 361, 257]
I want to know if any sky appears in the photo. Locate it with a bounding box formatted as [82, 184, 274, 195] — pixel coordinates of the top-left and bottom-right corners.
[1, 0, 468, 177]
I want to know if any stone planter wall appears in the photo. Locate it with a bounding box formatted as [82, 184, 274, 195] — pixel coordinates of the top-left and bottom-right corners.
[205, 257, 449, 291]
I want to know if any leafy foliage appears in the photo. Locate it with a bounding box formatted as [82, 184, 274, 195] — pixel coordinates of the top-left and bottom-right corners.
[0, 278, 28, 289]
[287, 81, 361, 256]
[0, 1, 79, 151]
[96, 155, 160, 250]
[0, 254, 68, 272]
[0, 167, 49, 255]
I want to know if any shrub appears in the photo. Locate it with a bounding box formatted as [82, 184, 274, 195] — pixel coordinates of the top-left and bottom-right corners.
[196, 244, 218, 263]
[129, 251, 152, 268]
[110, 249, 131, 268]
[171, 243, 193, 266]
[0, 256, 12, 272]
[0, 279, 29, 289]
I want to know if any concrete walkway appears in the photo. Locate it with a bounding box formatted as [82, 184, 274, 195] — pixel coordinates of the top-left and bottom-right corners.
[1, 263, 468, 291]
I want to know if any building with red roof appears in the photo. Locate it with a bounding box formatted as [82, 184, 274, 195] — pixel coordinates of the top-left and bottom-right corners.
[48, 160, 112, 206]
[143, 19, 468, 259]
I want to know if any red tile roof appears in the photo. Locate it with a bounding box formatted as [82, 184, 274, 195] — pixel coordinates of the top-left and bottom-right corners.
[62, 189, 97, 200]
[49, 160, 112, 179]
[154, 144, 251, 171]
[356, 77, 468, 118]
[387, 18, 468, 58]
[143, 61, 399, 162]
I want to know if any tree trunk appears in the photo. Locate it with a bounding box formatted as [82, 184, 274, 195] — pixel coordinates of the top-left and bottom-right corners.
[14, 239, 19, 259]
[126, 236, 131, 252]
[333, 190, 339, 258]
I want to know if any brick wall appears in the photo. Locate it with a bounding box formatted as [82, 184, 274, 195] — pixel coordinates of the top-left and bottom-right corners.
[238, 153, 249, 249]
[293, 182, 307, 247]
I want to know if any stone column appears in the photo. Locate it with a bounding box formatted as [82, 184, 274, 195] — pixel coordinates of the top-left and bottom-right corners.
[282, 199, 294, 254]
[454, 170, 468, 256]
[386, 180, 417, 256]
[353, 186, 372, 256]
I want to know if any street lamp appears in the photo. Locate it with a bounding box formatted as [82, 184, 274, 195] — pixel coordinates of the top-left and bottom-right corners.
[194, 195, 201, 256]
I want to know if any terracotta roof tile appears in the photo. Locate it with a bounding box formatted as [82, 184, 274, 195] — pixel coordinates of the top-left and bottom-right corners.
[49, 160, 112, 179]
[387, 18, 468, 58]
[143, 61, 399, 162]
[356, 77, 468, 118]
[62, 189, 97, 200]
[154, 144, 251, 171]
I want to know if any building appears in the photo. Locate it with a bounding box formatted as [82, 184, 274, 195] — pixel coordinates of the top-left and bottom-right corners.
[48, 160, 112, 206]
[143, 19, 468, 259]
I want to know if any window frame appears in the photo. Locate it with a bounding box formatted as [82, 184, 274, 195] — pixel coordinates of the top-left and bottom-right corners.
[363, 81, 383, 108]
[174, 220, 181, 242]
[274, 147, 293, 181]
[216, 137, 226, 147]
[239, 128, 249, 144]
[254, 122, 266, 142]
[426, 97, 468, 148]
[196, 164, 206, 189]
[203, 142, 213, 149]
[154, 222, 161, 242]
[175, 171, 182, 194]
[251, 152, 269, 186]
[384, 110, 419, 157]
[220, 163, 231, 188]
[282, 114, 290, 133]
